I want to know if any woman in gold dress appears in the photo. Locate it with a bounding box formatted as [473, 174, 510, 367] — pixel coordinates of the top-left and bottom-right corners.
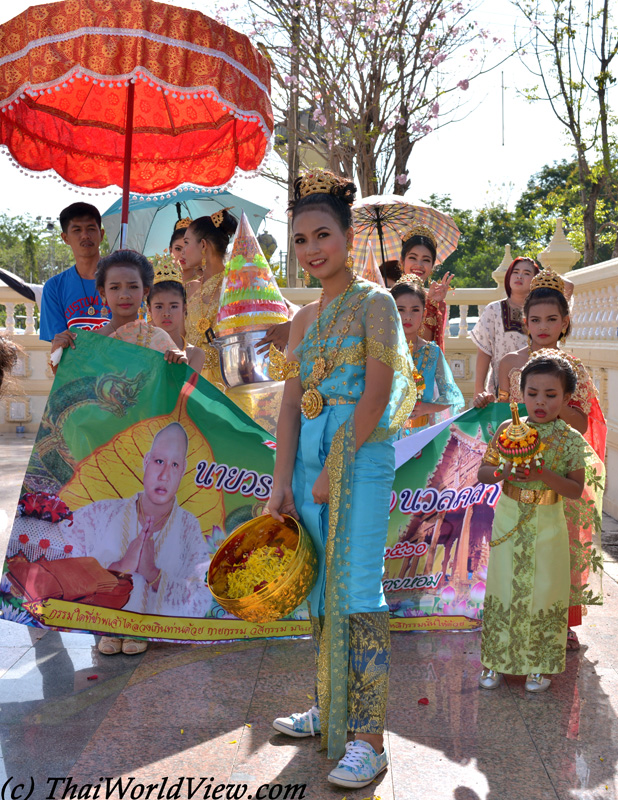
[184, 210, 239, 385]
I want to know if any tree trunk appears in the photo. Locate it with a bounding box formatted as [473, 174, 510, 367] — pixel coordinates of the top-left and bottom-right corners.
[285, 1, 301, 287]
[582, 182, 601, 266]
[393, 119, 413, 195]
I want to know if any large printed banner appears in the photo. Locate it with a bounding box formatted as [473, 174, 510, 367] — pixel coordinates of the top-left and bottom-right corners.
[1, 334, 508, 640]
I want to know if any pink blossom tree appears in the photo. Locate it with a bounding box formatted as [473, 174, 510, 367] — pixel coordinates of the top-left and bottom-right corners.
[233, 0, 502, 196]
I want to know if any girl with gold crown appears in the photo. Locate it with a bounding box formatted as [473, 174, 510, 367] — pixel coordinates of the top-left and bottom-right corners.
[399, 224, 453, 350]
[266, 169, 415, 789]
[478, 354, 595, 692]
[391, 275, 463, 432]
[471, 257, 540, 407]
[497, 269, 606, 651]
[148, 257, 206, 373]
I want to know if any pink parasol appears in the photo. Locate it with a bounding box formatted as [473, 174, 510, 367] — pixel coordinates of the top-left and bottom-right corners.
[352, 195, 460, 267]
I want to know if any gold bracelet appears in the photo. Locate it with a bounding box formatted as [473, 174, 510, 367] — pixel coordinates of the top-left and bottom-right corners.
[498, 390, 509, 402]
[147, 568, 161, 588]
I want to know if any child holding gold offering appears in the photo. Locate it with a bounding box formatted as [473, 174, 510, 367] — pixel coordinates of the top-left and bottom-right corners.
[478, 353, 598, 693]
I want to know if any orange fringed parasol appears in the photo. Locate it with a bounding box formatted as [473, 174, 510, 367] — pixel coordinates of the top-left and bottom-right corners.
[0, 0, 273, 243]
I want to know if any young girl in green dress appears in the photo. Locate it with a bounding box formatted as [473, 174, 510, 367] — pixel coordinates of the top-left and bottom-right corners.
[477, 353, 589, 692]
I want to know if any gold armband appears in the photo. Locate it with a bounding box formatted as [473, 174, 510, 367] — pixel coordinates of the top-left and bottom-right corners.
[203, 344, 219, 371]
[498, 390, 509, 403]
[482, 443, 501, 466]
[268, 343, 287, 380]
[284, 361, 300, 379]
[268, 343, 300, 381]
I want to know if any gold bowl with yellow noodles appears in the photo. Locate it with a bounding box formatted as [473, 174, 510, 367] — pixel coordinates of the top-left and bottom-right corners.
[207, 514, 317, 623]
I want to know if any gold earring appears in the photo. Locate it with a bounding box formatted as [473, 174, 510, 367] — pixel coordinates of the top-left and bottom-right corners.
[303, 269, 311, 287]
[201, 252, 208, 268]
[527, 332, 533, 354]
[346, 246, 354, 274]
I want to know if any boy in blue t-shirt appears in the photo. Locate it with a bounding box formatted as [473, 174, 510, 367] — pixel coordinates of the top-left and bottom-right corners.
[39, 203, 106, 348]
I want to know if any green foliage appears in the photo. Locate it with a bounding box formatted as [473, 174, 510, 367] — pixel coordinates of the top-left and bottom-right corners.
[516, 159, 617, 263]
[0, 214, 74, 282]
[423, 193, 537, 289]
[426, 155, 618, 292]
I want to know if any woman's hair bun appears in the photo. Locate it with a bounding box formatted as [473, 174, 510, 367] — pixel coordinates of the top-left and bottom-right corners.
[189, 210, 239, 257]
[219, 210, 238, 237]
[332, 179, 356, 207]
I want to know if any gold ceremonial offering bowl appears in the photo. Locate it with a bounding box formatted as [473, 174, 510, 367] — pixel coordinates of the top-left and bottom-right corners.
[208, 514, 317, 623]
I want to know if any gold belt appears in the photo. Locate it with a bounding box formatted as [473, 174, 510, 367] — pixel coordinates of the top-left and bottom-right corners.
[502, 483, 559, 505]
[325, 397, 356, 406]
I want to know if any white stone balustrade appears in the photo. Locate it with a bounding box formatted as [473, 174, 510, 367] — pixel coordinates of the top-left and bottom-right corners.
[0, 282, 52, 431]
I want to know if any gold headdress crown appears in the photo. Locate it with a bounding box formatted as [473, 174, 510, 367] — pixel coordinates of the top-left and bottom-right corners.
[401, 224, 438, 250]
[525, 347, 573, 371]
[298, 169, 341, 199]
[175, 217, 192, 231]
[153, 256, 183, 285]
[211, 207, 234, 228]
[529, 268, 565, 295]
[392, 274, 425, 291]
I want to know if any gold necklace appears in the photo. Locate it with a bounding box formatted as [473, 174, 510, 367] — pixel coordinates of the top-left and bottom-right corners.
[310, 278, 356, 382]
[137, 494, 174, 531]
[301, 278, 365, 420]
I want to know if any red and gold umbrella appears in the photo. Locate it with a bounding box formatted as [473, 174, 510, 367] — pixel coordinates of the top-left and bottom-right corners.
[0, 0, 273, 242]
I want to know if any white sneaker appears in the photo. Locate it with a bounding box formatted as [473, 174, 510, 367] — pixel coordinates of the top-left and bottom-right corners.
[327, 740, 388, 789]
[272, 706, 321, 737]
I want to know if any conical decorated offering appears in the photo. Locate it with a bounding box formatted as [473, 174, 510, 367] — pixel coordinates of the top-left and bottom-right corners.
[494, 402, 545, 478]
[360, 242, 385, 287]
[214, 212, 288, 337]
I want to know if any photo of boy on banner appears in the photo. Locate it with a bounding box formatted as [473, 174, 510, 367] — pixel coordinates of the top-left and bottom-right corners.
[57, 422, 210, 616]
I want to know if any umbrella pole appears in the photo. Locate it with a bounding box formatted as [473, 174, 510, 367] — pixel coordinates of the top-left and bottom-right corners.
[375, 210, 387, 264]
[120, 82, 136, 249]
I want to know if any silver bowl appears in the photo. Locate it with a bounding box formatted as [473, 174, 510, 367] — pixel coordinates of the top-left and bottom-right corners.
[209, 330, 274, 388]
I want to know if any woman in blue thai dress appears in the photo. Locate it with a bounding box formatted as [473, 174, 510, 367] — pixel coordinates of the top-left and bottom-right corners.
[266, 170, 416, 791]
[391, 276, 463, 434]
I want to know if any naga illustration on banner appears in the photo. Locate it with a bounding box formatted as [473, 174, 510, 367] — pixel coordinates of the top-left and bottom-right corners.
[1, 333, 507, 641]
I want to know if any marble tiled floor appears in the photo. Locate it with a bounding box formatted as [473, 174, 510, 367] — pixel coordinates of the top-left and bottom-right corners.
[1, 436, 618, 799]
